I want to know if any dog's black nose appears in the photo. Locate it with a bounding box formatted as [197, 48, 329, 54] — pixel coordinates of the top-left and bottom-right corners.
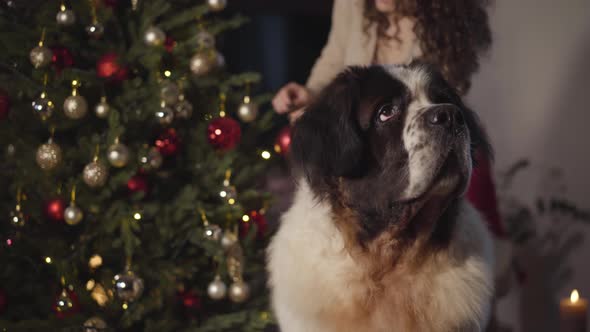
[426, 105, 464, 131]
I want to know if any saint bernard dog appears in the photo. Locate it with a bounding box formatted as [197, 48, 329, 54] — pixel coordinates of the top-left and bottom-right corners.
[267, 64, 495, 332]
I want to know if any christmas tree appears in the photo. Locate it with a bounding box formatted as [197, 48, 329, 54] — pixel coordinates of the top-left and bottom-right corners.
[0, 0, 285, 330]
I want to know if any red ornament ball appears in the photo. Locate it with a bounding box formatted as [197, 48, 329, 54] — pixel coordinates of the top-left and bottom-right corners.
[96, 53, 128, 82]
[127, 175, 149, 195]
[0, 289, 6, 314]
[50, 46, 74, 74]
[0, 90, 10, 121]
[207, 117, 241, 151]
[164, 36, 176, 53]
[240, 210, 268, 239]
[180, 290, 201, 310]
[44, 198, 66, 222]
[274, 126, 292, 156]
[155, 128, 182, 157]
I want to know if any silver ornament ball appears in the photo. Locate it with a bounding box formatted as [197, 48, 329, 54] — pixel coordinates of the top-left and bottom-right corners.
[113, 269, 144, 302]
[55, 290, 75, 313]
[83, 317, 108, 332]
[83, 161, 109, 188]
[86, 22, 104, 38]
[63, 95, 88, 119]
[107, 142, 130, 168]
[190, 52, 215, 76]
[155, 106, 175, 125]
[237, 101, 258, 123]
[204, 224, 222, 241]
[138, 147, 163, 171]
[174, 99, 193, 119]
[29, 46, 52, 68]
[160, 81, 180, 105]
[36, 141, 62, 170]
[207, 0, 227, 11]
[32, 95, 55, 120]
[229, 280, 250, 303]
[221, 231, 238, 250]
[64, 203, 84, 225]
[94, 99, 110, 119]
[56, 9, 76, 26]
[207, 276, 227, 300]
[144, 26, 165, 46]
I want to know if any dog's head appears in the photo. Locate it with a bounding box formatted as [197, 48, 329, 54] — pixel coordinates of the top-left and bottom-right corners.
[291, 64, 492, 243]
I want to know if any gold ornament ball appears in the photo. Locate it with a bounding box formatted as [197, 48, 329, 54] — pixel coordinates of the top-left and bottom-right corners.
[113, 270, 144, 302]
[229, 280, 250, 303]
[207, 276, 227, 300]
[56, 9, 76, 26]
[107, 142, 130, 168]
[160, 81, 180, 105]
[32, 96, 55, 120]
[221, 231, 238, 250]
[94, 100, 110, 119]
[29, 46, 52, 68]
[55, 290, 75, 313]
[138, 147, 163, 171]
[190, 52, 215, 76]
[155, 106, 175, 125]
[237, 101, 258, 123]
[10, 208, 26, 227]
[86, 22, 104, 38]
[174, 99, 193, 119]
[207, 0, 227, 11]
[36, 141, 62, 170]
[63, 95, 88, 119]
[64, 203, 84, 225]
[83, 317, 108, 332]
[144, 26, 165, 46]
[83, 161, 109, 188]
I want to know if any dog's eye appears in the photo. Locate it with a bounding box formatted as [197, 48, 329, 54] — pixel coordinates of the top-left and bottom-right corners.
[377, 103, 400, 123]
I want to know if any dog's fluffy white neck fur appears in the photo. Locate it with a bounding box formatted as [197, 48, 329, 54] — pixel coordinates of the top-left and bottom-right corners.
[268, 181, 494, 332]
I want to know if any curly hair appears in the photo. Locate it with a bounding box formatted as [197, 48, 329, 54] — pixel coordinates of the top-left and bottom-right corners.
[364, 0, 492, 93]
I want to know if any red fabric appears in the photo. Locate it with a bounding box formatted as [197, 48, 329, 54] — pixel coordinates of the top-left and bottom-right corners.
[466, 152, 506, 238]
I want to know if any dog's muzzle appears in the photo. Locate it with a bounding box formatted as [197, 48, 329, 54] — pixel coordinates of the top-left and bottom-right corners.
[424, 104, 465, 136]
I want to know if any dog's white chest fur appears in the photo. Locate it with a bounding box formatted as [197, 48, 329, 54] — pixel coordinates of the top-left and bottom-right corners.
[267, 182, 494, 332]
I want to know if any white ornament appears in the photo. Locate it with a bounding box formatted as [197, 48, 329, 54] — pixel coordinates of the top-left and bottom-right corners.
[207, 276, 227, 300]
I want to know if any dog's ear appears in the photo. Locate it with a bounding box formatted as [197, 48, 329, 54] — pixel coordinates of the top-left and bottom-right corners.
[291, 67, 367, 188]
[463, 106, 493, 165]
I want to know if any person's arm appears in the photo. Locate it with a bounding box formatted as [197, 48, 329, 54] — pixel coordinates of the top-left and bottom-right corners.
[305, 0, 352, 95]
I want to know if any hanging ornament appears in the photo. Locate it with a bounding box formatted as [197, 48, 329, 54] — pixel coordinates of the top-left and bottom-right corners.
[83, 148, 109, 188]
[274, 125, 292, 156]
[160, 80, 180, 106]
[127, 174, 149, 195]
[237, 95, 258, 123]
[32, 91, 55, 120]
[226, 246, 249, 303]
[174, 95, 193, 119]
[97, 53, 128, 82]
[219, 170, 238, 205]
[86, 4, 104, 39]
[0, 89, 11, 121]
[36, 133, 62, 170]
[87, 279, 111, 307]
[56, 2, 76, 26]
[164, 36, 176, 52]
[155, 128, 181, 156]
[113, 268, 144, 303]
[138, 146, 162, 171]
[44, 197, 66, 222]
[240, 210, 268, 239]
[207, 0, 227, 12]
[229, 280, 250, 303]
[179, 289, 201, 313]
[203, 224, 222, 241]
[143, 26, 165, 46]
[64, 186, 83, 226]
[196, 30, 215, 49]
[9, 189, 26, 228]
[221, 231, 238, 250]
[207, 275, 227, 300]
[155, 102, 175, 126]
[107, 138, 130, 168]
[190, 50, 217, 76]
[50, 46, 74, 74]
[29, 29, 52, 69]
[83, 317, 108, 332]
[53, 284, 80, 319]
[207, 117, 241, 151]
[63, 80, 88, 119]
[94, 96, 110, 118]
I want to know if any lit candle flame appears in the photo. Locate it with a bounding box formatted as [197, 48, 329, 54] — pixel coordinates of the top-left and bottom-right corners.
[571, 289, 580, 303]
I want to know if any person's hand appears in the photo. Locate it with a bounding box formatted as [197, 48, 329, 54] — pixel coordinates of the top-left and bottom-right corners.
[272, 82, 311, 115]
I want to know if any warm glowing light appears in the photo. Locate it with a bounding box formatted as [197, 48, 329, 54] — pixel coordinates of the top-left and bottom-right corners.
[6, 239, 12, 246]
[261, 151, 271, 160]
[86, 279, 96, 291]
[219, 190, 227, 198]
[89, 254, 103, 269]
[215, 129, 222, 135]
[242, 215, 250, 222]
[164, 70, 171, 77]
[133, 212, 142, 220]
[228, 198, 236, 205]
[122, 303, 129, 310]
[571, 289, 580, 303]
[45, 256, 52, 264]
